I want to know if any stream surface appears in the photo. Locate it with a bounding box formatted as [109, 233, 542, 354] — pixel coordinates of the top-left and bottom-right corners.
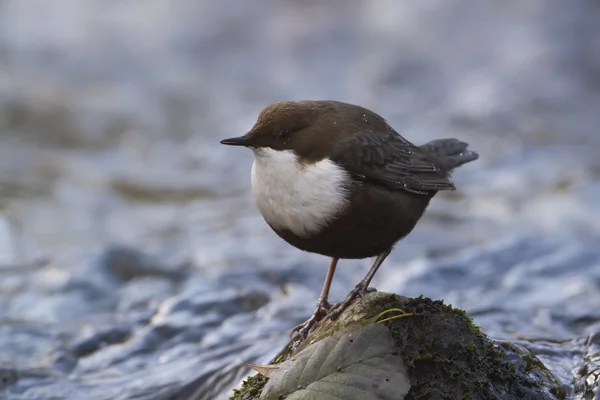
[0, 1, 599, 399]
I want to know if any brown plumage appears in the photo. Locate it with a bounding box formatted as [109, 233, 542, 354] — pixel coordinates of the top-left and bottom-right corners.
[221, 100, 478, 337]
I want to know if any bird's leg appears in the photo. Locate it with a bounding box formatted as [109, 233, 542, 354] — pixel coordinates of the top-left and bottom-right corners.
[290, 257, 338, 339]
[327, 248, 391, 321]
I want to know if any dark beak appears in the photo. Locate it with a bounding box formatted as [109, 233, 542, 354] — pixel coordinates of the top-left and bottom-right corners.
[220, 134, 253, 147]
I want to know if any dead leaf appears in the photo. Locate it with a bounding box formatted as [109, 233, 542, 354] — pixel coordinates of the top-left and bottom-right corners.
[245, 363, 280, 376]
[261, 323, 410, 400]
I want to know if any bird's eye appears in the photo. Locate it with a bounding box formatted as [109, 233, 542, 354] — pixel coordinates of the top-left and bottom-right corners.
[279, 129, 291, 139]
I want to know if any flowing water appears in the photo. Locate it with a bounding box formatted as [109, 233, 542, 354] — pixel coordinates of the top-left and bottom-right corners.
[0, 1, 599, 399]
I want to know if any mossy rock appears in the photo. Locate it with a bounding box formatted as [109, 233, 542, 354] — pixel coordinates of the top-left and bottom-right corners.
[230, 292, 565, 400]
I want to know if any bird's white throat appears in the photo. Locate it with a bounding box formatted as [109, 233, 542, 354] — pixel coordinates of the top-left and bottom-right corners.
[250, 148, 349, 238]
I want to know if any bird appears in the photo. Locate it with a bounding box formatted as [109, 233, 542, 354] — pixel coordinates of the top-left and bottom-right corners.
[220, 100, 478, 338]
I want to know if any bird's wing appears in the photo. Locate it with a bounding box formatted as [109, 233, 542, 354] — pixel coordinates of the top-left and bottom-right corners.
[330, 129, 455, 194]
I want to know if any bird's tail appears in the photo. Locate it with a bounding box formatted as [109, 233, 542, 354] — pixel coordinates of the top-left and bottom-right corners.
[420, 139, 479, 172]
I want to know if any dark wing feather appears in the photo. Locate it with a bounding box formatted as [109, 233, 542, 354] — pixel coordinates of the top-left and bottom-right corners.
[330, 129, 455, 195]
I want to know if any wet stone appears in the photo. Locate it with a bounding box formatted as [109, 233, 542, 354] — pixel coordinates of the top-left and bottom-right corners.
[232, 293, 565, 400]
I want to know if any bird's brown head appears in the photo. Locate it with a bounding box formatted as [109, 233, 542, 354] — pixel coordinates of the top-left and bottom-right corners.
[220, 100, 388, 162]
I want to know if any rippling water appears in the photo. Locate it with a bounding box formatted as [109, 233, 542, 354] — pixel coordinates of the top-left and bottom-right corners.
[1, 1, 599, 399]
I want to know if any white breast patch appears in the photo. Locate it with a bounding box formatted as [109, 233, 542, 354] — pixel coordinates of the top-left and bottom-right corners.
[250, 148, 349, 238]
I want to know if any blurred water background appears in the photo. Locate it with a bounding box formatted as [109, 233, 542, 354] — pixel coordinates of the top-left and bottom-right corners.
[0, 1, 599, 399]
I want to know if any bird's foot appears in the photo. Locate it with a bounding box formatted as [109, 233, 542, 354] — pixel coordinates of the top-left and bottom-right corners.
[289, 299, 332, 339]
[359, 286, 377, 299]
[326, 282, 373, 321]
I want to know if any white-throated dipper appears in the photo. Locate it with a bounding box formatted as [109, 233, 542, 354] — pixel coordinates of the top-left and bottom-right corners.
[220, 100, 478, 338]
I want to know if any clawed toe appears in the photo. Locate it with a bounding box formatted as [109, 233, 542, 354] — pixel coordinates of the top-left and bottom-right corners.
[289, 250, 389, 338]
[357, 284, 377, 300]
[326, 285, 363, 321]
[289, 303, 330, 339]
[290, 318, 316, 339]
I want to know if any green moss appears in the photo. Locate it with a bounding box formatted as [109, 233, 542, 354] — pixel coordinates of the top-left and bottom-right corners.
[230, 292, 565, 400]
[523, 355, 545, 373]
[550, 386, 565, 398]
[229, 374, 268, 400]
[348, 293, 562, 399]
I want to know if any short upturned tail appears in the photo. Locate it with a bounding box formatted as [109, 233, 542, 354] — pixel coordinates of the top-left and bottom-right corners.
[420, 139, 479, 172]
